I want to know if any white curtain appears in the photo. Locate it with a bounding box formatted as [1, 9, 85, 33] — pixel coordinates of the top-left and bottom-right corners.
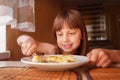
[0, 0, 35, 32]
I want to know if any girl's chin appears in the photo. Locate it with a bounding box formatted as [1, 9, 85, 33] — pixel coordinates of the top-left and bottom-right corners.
[63, 49, 72, 52]
[62, 50, 74, 54]
[62, 48, 77, 55]
[63, 53, 74, 55]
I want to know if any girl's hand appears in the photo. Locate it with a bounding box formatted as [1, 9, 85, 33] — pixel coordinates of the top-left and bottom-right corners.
[87, 48, 112, 68]
[17, 35, 38, 56]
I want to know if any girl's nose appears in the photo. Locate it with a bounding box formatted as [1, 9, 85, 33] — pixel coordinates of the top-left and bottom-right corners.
[63, 34, 69, 42]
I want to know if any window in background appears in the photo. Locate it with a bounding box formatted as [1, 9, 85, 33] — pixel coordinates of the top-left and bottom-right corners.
[85, 15, 107, 41]
[79, 4, 108, 41]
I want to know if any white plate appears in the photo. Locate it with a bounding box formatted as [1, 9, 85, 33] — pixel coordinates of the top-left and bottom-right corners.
[21, 55, 89, 71]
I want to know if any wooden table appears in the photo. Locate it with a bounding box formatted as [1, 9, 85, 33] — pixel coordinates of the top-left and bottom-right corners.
[0, 61, 120, 80]
[0, 67, 78, 80]
[88, 63, 120, 80]
[0, 61, 79, 80]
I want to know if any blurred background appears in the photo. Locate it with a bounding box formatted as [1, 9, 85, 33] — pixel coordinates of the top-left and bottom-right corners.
[1, 0, 120, 60]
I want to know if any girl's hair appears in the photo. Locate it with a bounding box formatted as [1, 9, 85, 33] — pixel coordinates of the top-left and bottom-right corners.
[52, 9, 88, 55]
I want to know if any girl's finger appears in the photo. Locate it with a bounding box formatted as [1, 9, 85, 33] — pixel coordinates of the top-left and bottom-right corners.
[97, 55, 111, 67]
[21, 44, 28, 55]
[87, 52, 92, 59]
[90, 52, 99, 63]
[102, 59, 111, 68]
[27, 45, 37, 55]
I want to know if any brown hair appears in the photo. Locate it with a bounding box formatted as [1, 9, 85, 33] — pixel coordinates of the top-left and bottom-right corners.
[52, 9, 88, 55]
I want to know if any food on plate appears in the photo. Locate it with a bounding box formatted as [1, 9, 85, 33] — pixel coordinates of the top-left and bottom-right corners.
[32, 55, 42, 62]
[32, 55, 76, 63]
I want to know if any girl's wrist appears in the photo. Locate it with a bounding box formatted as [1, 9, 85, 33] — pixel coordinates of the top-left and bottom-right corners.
[108, 50, 120, 63]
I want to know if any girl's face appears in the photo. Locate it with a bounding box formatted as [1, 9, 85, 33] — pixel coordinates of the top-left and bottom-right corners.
[56, 23, 82, 55]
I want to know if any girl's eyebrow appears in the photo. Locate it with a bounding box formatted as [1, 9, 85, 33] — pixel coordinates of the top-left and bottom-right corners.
[56, 30, 62, 33]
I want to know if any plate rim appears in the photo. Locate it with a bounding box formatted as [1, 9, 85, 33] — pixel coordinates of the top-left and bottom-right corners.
[21, 55, 89, 65]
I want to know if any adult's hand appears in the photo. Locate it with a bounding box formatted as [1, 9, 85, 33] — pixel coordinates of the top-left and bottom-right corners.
[87, 48, 112, 68]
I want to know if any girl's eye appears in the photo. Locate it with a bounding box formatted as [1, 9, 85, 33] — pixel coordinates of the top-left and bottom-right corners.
[57, 33, 62, 36]
[70, 33, 73, 34]
[69, 32, 75, 34]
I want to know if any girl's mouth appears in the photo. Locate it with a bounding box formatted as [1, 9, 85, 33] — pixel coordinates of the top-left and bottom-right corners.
[63, 44, 72, 49]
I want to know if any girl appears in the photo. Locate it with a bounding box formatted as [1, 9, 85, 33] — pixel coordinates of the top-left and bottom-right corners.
[17, 9, 113, 67]
[17, 9, 88, 56]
